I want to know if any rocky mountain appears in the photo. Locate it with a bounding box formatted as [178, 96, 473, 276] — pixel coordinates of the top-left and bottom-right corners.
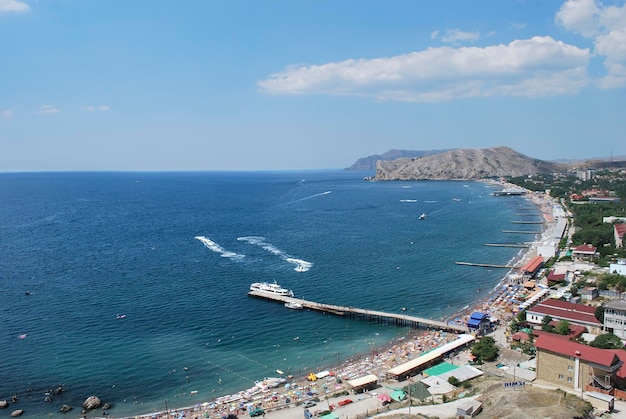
[346, 149, 451, 171]
[373, 146, 562, 180]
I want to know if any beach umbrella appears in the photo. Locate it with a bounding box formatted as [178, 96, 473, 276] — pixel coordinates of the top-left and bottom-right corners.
[377, 394, 392, 402]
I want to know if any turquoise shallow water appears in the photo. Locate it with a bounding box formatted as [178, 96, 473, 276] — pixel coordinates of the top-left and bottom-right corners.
[0, 171, 535, 418]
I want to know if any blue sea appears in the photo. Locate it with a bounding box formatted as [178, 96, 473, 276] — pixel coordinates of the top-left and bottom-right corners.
[0, 170, 536, 418]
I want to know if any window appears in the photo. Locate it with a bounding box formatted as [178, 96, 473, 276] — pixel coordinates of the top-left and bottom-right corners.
[558, 374, 564, 380]
[567, 365, 573, 371]
[567, 377, 573, 383]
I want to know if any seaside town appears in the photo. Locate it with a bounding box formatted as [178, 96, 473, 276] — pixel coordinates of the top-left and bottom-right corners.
[5, 166, 619, 419]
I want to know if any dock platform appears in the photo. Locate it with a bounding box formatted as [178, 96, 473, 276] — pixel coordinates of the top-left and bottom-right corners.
[248, 291, 468, 333]
[485, 243, 529, 248]
[454, 261, 519, 269]
[502, 230, 542, 234]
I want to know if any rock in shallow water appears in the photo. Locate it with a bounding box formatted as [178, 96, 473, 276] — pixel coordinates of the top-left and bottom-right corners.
[82, 395, 101, 410]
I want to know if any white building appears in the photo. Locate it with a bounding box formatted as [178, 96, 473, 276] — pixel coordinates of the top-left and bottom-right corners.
[610, 259, 626, 276]
[603, 300, 626, 339]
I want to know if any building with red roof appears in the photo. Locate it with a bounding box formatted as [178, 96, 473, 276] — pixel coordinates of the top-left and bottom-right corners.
[526, 299, 602, 334]
[546, 269, 566, 284]
[535, 333, 623, 392]
[615, 224, 626, 248]
[571, 244, 598, 260]
[520, 255, 544, 277]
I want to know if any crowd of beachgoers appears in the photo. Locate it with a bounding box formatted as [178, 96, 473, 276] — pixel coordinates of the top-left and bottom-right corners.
[119, 184, 556, 419]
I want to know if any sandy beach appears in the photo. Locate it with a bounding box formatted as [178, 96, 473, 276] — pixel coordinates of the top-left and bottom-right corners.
[115, 185, 557, 419]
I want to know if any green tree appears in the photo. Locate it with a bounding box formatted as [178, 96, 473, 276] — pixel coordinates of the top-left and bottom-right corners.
[556, 320, 570, 335]
[541, 315, 555, 332]
[471, 336, 499, 363]
[595, 305, 605, 323]
[590, 333, 624, 349]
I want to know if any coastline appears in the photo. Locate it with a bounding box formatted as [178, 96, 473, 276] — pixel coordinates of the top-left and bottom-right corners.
[113, 185, 555, 419]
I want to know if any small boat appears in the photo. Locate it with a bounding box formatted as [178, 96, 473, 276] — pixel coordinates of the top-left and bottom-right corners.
[285, 301, 303, 310]
[419, 213, 427, 220]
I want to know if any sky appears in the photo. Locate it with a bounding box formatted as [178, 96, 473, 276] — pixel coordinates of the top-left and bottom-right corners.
[0, 0, 625, 171]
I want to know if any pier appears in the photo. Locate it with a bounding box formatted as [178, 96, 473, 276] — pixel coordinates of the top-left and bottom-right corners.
[485, 243, 529, 248]
[502, 230, 542, 234]
[248, 290, 468, 334]
[454, 261, 519, 269]
[511, 221, 544, 224]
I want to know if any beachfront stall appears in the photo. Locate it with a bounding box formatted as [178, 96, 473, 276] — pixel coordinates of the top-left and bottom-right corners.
[347, 374, 378, 393]
[386, 335, 475, 380]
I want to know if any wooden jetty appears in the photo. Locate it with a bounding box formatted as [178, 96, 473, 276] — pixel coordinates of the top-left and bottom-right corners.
[502, 230, 542, 234]
[485, 243, 529, 248]
[248, 290, 468, 333]
[511, 221, 543, 224]
[454, 261, 519, 269]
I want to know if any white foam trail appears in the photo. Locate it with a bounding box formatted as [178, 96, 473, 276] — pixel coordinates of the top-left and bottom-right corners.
[238, 236, 313, 272]
[296, 191, 332, 202]
[195, 236, 244, 259]
[400, 199, 417, 203]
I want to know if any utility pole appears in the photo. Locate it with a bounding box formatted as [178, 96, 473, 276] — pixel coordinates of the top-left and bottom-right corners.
[165, 399, 170, 419]
[406, 376, 412, 415]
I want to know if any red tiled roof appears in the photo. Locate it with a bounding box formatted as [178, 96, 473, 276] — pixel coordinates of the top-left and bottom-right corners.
[521, 256, 544, 273]
[572, 244, 597, 254]
[535, 334, 620, 367]
[528, 300, 601, 326]
[547, 269, 566, 281]
[538, 299, 597, 315]
[511, 332, 530, 341]
[616, 224, 626, 237]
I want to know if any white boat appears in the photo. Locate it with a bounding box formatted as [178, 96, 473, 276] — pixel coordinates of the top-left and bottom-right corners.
[285, 301, 303, 310]
[250, 280, 294, 297]
[419, 213, 427, 220]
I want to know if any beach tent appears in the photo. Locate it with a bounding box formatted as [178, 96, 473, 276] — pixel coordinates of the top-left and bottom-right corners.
[390, 390, 406, 401]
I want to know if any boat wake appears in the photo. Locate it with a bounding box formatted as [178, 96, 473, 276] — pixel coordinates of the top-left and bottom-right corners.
[400, 199, 417, 203]
[195, 236, 244, 260]
[296, 191, 331, 202]
[238, 236, 313, 272]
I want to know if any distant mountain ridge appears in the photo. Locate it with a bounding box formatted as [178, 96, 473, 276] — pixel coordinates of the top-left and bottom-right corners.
[346, 149, 451, 171]
[373, 146, 563, 180]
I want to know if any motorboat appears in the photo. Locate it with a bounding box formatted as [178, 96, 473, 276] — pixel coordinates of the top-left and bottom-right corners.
[419, 213, 427, 220]
[250, 280, 294, 297]
[285, 301, 303, 310]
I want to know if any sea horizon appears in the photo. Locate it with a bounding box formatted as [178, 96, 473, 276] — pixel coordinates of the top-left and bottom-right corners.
[0, 170, 536, 418]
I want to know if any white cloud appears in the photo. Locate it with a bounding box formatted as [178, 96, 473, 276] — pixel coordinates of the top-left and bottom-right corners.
[557, 0, 626, 88]
[83, 105, 111, 112]
[1, 109, 12, 119]
[0, 0, 30, 13]
[556, 0, 601, 37]
[439, 29, 480, 44]
[258, 36, 590, 102]
[37, 105, 60, 114]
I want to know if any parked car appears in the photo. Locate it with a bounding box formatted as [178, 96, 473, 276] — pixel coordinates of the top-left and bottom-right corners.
[303, 400, 316, 408]
[338, 399, 353, 406]
[249, 407, 265, 417]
